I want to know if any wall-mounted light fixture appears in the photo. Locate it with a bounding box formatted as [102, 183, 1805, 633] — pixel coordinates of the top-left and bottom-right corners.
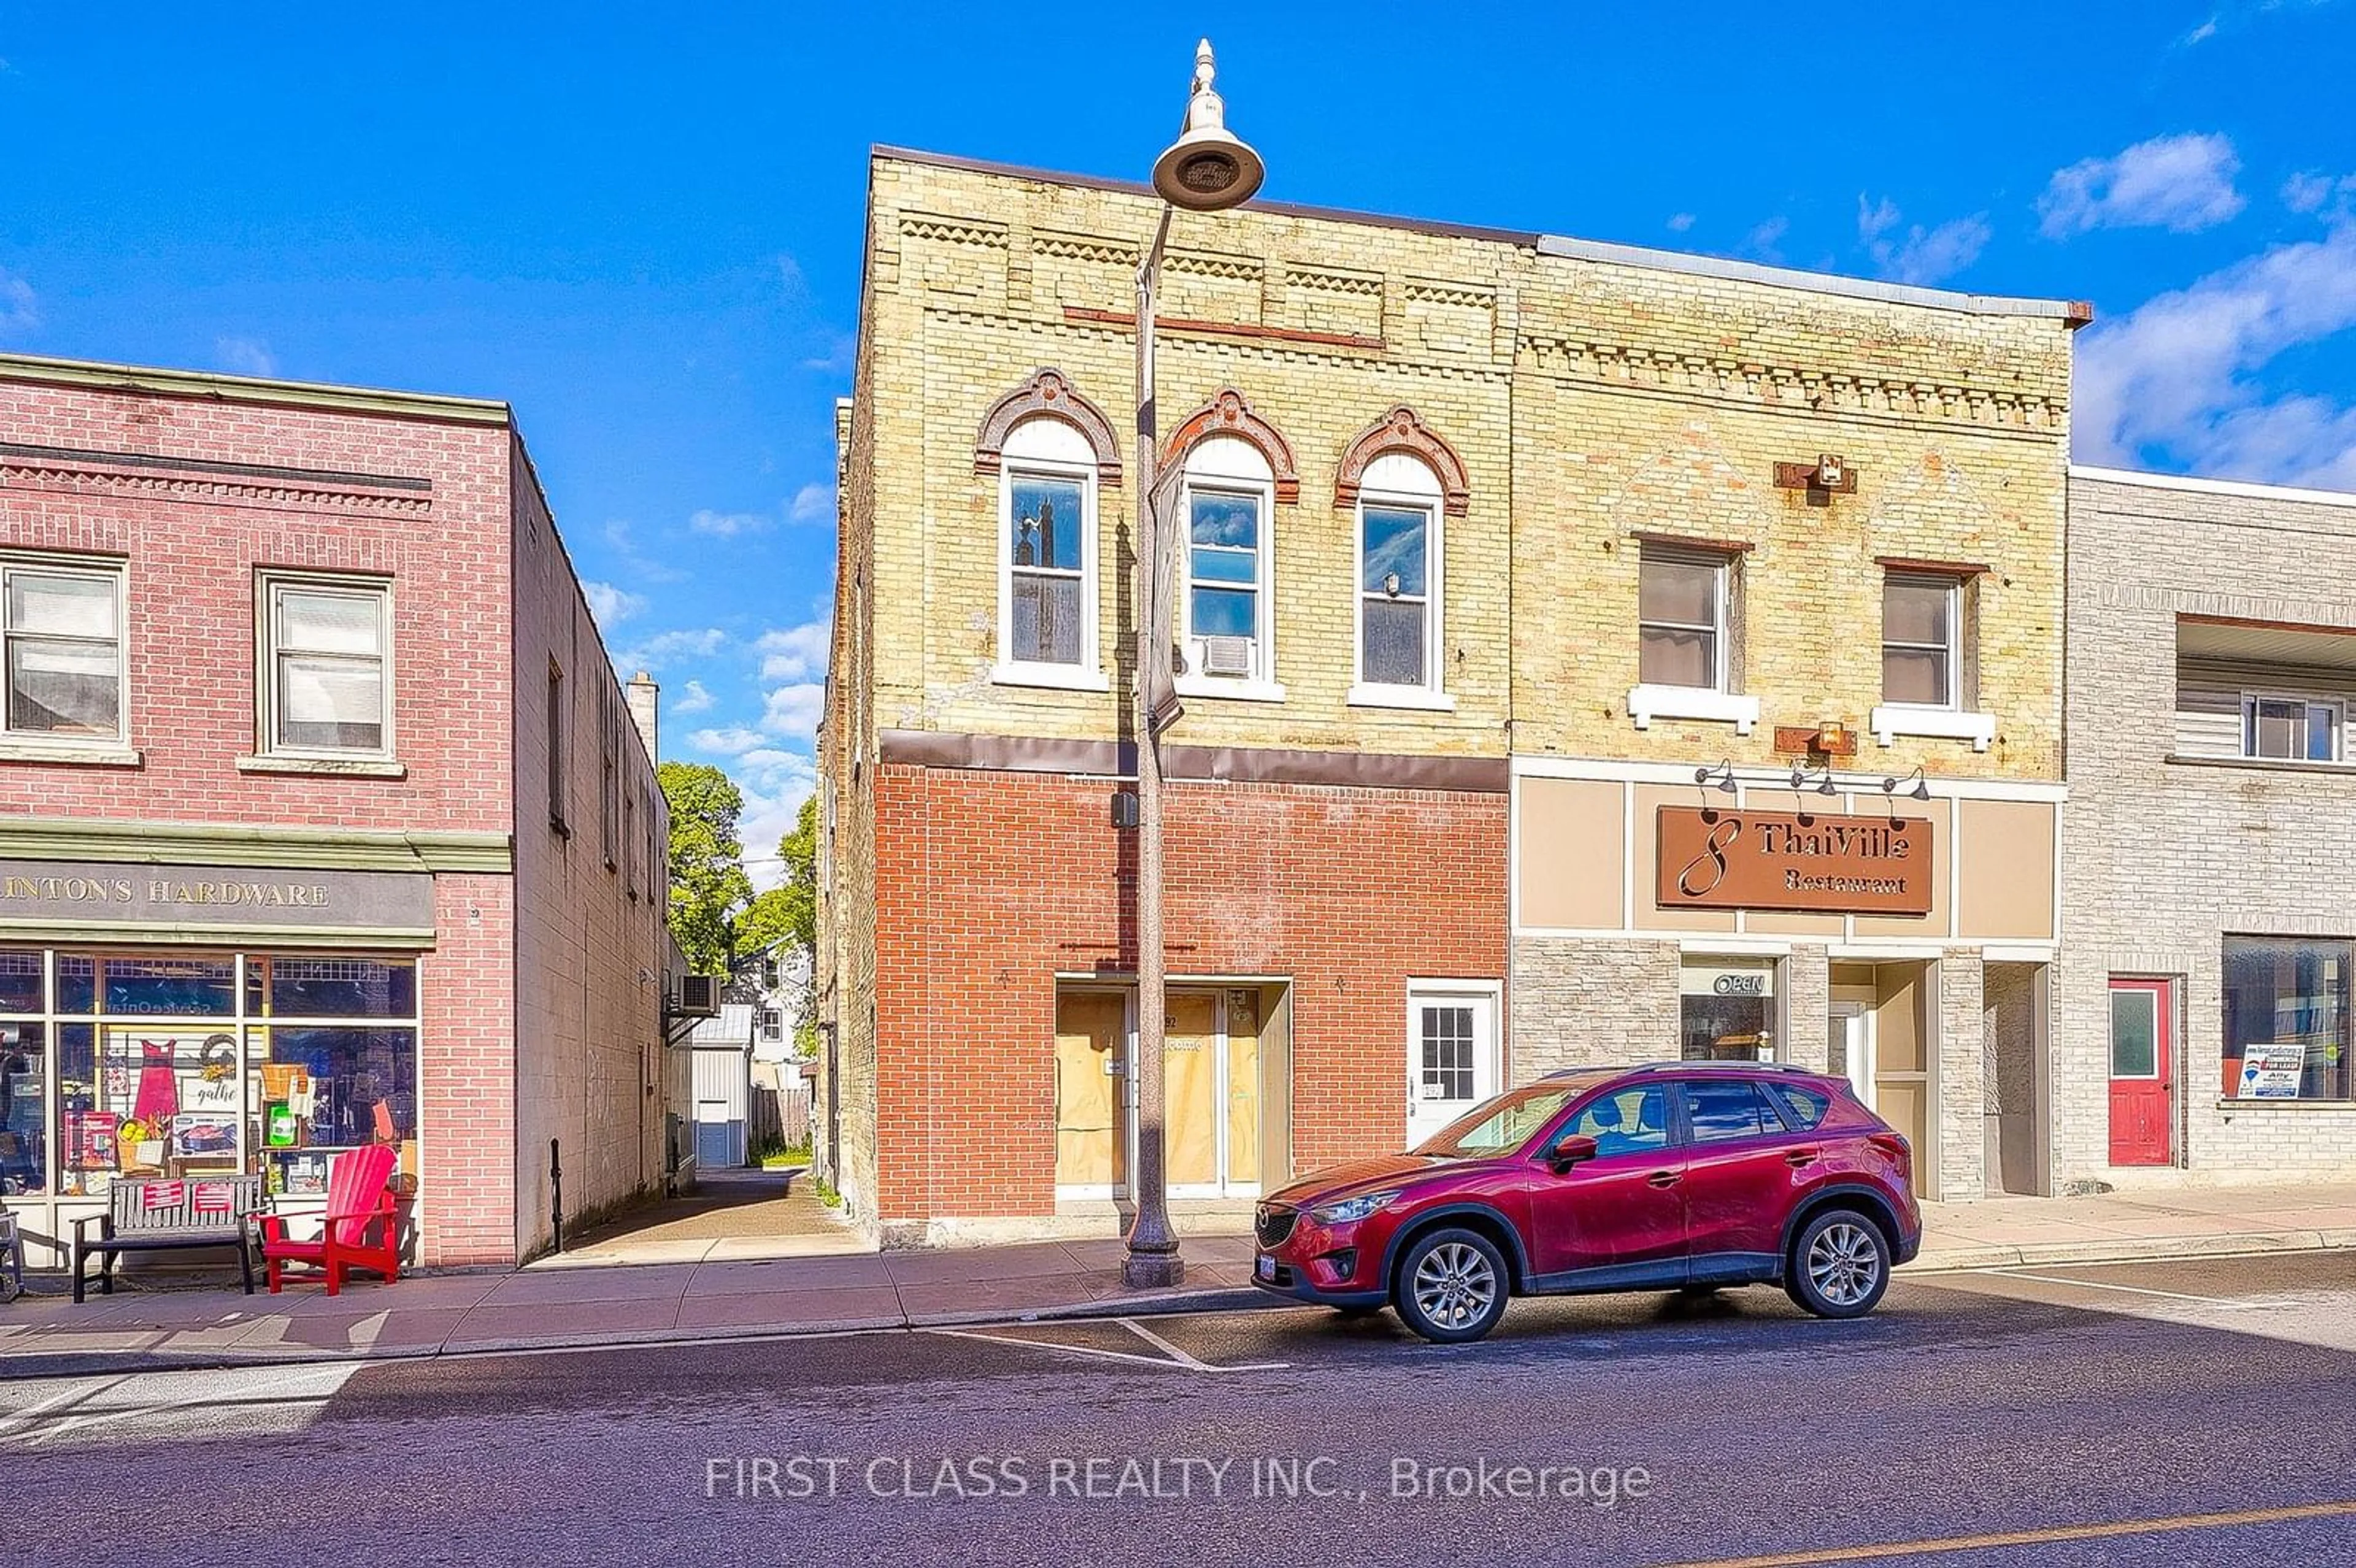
[1692, 759, 1738, 797]
[1880, 766, 1932, 802]
[1788, 763, 1839, 797]
[1773, 453, 1860, 497]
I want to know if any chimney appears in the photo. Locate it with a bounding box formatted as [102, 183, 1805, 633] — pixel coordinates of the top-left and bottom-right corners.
[626, 671, 659, 759]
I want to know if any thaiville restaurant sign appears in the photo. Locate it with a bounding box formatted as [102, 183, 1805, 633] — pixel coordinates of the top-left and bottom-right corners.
[1656, 807, 1931, 917]
[0, 859, 435, 930]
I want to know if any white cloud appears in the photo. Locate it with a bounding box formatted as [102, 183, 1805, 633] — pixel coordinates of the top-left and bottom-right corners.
[1740, 217, 1788, 264]
[672, 678, 715, 714]
[688, 508, 769, 538]
[761, 683, 826, 745]
[617, 627, 728, 669]
[0, 268, 37, 337]
[1857, 198, 1990, 286]
[755, 617, 831, 684]
[688, 725, 766, 756]
[2038, 133, 2245, 238]
[1665, 212, 1696, 234]
[2284, 171, 2356, 218]
[602, 518, 687, 585]
[733, 753, 818, 891]
[2075, 217, 2356, 487]
[582, 581, 647, 628]
[776, 253, 807, 295]
[802, 332, 856, 374]
[788, 482, 835, 524]
[215, 336, 277, 377]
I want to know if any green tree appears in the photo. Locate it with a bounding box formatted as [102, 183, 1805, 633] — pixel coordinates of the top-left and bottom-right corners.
[738, 795, 817, 957]
[659, 761, 755, 972]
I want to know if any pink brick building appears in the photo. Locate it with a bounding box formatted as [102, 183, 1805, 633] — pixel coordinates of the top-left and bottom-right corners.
[0, 352, 680, 1269]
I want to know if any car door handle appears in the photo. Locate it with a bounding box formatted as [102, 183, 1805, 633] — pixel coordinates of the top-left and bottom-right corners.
[1785, 1147, 1820, 1167]
[1647, 1170, 1680, 1189]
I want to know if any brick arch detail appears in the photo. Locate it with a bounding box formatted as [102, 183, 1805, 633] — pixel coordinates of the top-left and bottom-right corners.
[973, 367, 1123, 486]
[1161, 387, 1300, 503]
[1333, 405, 1471, 519]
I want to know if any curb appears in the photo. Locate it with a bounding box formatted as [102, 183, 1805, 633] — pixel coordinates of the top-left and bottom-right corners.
[1906, 1227, 2356, 1274]
[0, 1285, 1278, 1383]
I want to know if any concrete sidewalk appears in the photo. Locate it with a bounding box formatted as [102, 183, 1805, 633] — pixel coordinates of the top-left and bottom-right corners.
[7, 1182, 2356, 1378]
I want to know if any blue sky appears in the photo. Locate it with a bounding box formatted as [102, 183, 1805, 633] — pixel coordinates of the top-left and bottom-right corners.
[4, 2, 2353, 877]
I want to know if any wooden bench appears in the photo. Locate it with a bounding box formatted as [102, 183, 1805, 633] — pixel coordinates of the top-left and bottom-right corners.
[71, 1176, 266, 1304]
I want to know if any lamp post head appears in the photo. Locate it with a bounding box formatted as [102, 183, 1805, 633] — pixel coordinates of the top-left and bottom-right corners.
[1152, 39, 1265, 212]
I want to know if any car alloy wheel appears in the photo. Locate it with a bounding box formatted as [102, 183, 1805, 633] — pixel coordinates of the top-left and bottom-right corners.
[1395, 1228, 1509, 1343]
[1787, 1209, 1892, 1320]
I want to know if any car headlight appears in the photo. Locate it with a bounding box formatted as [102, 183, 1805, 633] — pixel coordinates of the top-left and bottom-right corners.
[1310, 1190, 1400, 1226]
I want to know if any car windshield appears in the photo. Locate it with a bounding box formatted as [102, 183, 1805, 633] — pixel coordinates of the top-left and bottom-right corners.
[1414, 1076, 1606, 1157]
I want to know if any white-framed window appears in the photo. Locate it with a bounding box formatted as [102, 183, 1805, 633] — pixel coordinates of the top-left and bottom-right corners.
[260, 573, 393, 758]
[2243, 693, 2344, 763]
[2, 554, 127, 745]
[1179, 434, 1279, 696]
[1351, 453, 1448, 706]
[1882, 572, 1961, 709]
[759, 1007, 784, 1042]
[995, 416, 1101, 688]
[1638, 546, 1728, 692]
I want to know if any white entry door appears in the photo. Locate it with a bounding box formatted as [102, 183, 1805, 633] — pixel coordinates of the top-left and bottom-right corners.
[1406, 986, 1501, 1149]
[1831, 1005, 1877, 1113]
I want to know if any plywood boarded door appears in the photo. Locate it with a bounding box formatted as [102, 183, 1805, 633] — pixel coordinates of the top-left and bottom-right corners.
[1054, 991, 1128, 1191]
[1165, 991, 1221, 1189]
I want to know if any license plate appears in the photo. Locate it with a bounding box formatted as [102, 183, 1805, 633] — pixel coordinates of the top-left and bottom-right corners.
[1255, 1255, 1276, 1282]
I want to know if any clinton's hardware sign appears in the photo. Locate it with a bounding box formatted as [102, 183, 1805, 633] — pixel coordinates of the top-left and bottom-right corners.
[1656, 807, 1931, 917]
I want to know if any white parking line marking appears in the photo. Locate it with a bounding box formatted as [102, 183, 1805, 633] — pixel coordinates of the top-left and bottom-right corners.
[0, 1376, 123, 1440]
[1987, 1269, 2269, 1309]
[922, 1321, 1289, 1375]
[1120, 1317, 1289, 1374]
[4, 1366, 358, 1448]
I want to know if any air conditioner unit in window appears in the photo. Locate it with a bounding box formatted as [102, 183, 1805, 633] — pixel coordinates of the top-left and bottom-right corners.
[1200, 636, 1255, 678]
[677, 974, 721, 1017]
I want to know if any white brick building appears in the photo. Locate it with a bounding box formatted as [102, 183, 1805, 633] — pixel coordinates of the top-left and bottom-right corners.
[2060, 467, 2356, 1189]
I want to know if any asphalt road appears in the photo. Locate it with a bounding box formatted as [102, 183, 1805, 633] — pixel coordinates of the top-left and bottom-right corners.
[9, 1252, 2356, 1567]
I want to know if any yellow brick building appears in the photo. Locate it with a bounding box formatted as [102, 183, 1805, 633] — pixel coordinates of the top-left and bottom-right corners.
[817, 150, 2080, 1236]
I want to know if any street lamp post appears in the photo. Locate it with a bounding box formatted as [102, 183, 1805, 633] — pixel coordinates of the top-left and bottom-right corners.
[1123, 39, 1264, 1290]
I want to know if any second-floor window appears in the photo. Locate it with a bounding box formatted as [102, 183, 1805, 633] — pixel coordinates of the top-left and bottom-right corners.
[1638, 547, 1728, 691]
[1355, 453, 1444, 695]
[2244, 694, 2342, 763]
[759, 1007, 783, 1042]
[3, 556, 126, 743]
[263, 574, 391, 756]
[998, 416, 1098, 675]
[1182, 434, 1276, 686]
[1882, 572, 1960, 709]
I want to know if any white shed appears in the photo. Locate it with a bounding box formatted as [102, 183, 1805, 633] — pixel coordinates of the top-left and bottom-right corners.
[688, 1002, 755, 1170]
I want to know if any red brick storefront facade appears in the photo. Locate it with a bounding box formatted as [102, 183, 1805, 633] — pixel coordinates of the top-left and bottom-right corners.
[869, 762, 1507, 1231]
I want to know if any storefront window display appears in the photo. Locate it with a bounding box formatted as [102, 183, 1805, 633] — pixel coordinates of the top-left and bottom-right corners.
[1679, 959, 1776, 1062]
[0, 950, 422, 1202]
[2223, 936, 2351, 1101]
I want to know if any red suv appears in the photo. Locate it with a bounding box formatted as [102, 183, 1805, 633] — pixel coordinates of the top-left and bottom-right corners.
[1252, 1063, 1919, 1342]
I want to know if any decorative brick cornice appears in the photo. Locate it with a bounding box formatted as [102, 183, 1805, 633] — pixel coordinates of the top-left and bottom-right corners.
[898, 212, 1009, 249]
[972, 368, 1123, 486]
[0, 442, 433, 517]
[1286, 266, 1382, 298]
[1032, 231, 1138, 267]
[1406, 278, 1496, 310]
[1334, 406, 1471, 518]
[1162, 388, 1300, 502]
[1166, 250, 1261, 283]
[1518, 336, 2065, 432]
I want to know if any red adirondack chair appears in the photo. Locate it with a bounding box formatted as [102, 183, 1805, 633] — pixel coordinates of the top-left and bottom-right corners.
[259, 1145, 401, 1295]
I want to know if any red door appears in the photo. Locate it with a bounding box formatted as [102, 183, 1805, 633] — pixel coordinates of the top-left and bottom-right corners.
[1524, 1083, 1687, 1282]
[2108, 980, 2173, 1166]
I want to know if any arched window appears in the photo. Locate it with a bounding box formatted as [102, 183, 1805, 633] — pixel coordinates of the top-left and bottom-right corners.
[1353, 452, 1447, 702]
[1178, 434, 1280, 696]
[996, 415, 1104, 686]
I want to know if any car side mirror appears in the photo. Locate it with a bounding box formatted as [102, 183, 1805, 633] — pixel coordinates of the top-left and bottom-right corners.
[1546, 1134, 1598, 1174]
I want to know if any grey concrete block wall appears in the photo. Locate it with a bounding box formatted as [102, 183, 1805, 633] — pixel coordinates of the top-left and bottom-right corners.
[2062, 472, 2356, 1185]
[1783, 946, 1831, 1072]
[1935, 950, 1987, 1200]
